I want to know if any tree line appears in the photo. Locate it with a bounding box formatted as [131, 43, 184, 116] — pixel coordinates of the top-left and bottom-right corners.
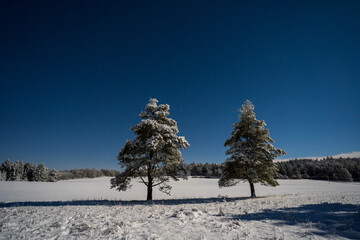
[2, 158, 359, 183]
[57, 168, 120, 180]
[185, 163, 222, 177]
[0, 159, 121, 182]
[185, 157, 360, 182]
[0, 159, 57, 182]
[276, 157, 360, 181]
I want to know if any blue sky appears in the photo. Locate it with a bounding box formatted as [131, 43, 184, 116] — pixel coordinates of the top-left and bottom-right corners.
[1, 1, 359, 170]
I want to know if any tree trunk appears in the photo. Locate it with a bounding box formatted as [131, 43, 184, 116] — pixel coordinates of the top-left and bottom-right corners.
[147, 184, 153, 201]
[249, 180, 256, 198]
[147, 163, 153, 201]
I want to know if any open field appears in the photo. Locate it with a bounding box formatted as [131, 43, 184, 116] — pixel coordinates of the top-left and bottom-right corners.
[1, 178, 359, 239]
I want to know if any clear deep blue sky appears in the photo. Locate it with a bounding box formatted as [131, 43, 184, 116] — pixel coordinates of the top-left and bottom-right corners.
[1, 1, 359, 170]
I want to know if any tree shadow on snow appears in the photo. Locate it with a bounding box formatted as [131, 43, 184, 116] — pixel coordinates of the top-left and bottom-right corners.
[229, 202, 360, 239]
[0, 196, 251, 208]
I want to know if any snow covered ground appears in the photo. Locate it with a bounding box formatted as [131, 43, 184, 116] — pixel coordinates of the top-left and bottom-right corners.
[1, 177, 359, 239]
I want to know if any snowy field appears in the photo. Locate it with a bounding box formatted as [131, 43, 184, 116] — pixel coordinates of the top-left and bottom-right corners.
[0, 178, 359, 239]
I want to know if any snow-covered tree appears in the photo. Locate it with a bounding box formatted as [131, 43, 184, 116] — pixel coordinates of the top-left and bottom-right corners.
[24, 162, 37, 181]
[48, 169, 58, 182]
[111, 98, 189, 200]
[1, 159, 15, 181]
[14, 160, 24, 181]
[0, 170, 6, 181]
[0, 159, 10, 180]
[219, 100, 286, 198]
[35, 163, 49, 182]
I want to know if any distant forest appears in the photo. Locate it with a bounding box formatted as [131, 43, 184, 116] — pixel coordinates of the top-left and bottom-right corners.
[0, 159, 119, 182]
[185, 157, 360, 182]
[275, 157, 360, 181]
[0, 159, 57, 182]
[1, 157, 359, 182]
[58, 169, 120, 180]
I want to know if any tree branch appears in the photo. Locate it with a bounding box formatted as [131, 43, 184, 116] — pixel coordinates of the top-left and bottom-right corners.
[152, 180, 167, 187]
[139, 175, 148, 186]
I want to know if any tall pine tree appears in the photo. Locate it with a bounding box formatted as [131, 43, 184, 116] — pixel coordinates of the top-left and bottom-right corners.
[219, 100, 286, 197]
[111, 98, 189, 200]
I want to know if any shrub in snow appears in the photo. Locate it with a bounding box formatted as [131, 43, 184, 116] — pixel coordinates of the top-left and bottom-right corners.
[111, 98, 189, 200]
[219, 100, 286, 197]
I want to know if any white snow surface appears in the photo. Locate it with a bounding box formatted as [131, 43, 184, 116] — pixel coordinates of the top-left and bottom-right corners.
[1, 177, 360, 239]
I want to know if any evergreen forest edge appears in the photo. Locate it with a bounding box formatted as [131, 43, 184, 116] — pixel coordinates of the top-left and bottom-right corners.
[1, 157, 359, 182]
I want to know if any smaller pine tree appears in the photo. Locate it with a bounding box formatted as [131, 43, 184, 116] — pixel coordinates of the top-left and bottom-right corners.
[219, 100, 286, 197]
